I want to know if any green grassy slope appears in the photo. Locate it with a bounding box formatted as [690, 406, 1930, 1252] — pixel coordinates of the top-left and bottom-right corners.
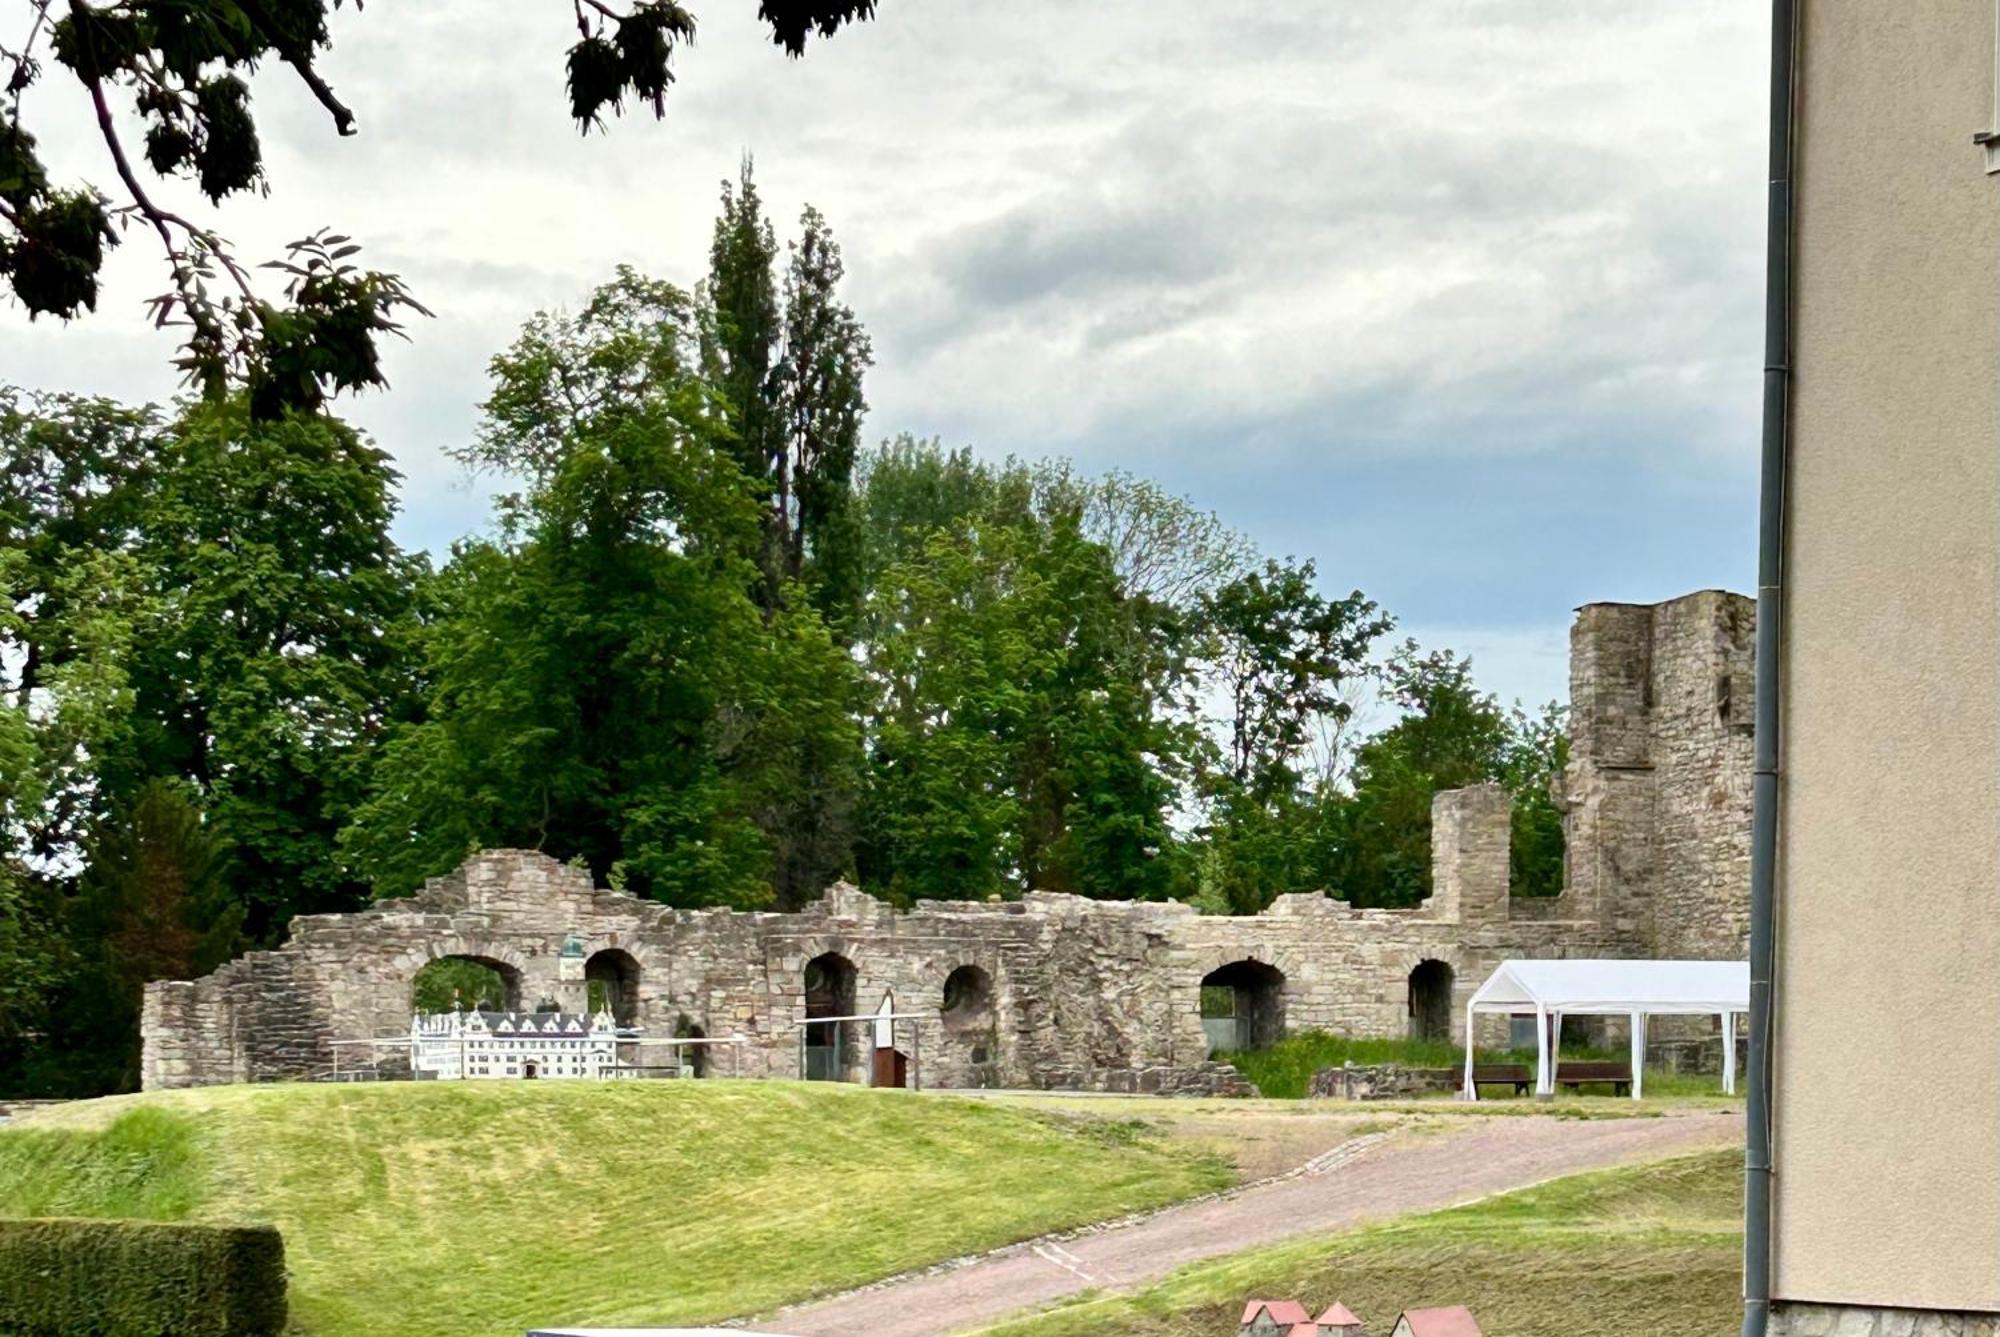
[0, 1081, 1232, 1336]
[980, 1148, 1745, 1337]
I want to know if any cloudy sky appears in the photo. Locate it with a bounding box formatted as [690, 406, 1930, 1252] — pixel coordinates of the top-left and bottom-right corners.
[0, 0, 1770, 708]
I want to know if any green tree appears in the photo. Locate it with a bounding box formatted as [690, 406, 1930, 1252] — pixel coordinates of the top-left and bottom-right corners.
[857, 476, 1189, 902]
[1324, 643, 1516, 907]
[344, 270, 858, 909]
[699, 169, 873, 628]
[1188, 559, 1391, 914]
[121, 400, 425, 940]
[1503, 700, 1570, 898]
[52, 779, 239, 1093]
[1198, 559, 1391, 802]
[701, 160, 783, 512]
[1033, 462, 1253, 612]
[697, 180, 872, 895]
[0, 392, 157, 864]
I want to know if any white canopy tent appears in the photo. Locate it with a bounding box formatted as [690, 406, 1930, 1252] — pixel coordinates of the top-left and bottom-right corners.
[1461, 959, 1750, 1100]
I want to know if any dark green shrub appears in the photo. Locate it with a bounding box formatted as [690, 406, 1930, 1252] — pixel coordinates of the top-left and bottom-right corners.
[0, 1217, 285, 1336]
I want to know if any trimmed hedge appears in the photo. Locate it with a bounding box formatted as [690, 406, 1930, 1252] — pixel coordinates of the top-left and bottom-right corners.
[0, 1217, 286, 1336]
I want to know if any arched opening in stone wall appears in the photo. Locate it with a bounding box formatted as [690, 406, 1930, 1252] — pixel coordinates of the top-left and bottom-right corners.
[1408, 959, 1455, 1044]
[411, 954, 522, 1014]
[941, 965, 994, 1029]
[674, 1015, 709, 1078]
[585, 948, 641, 1024]
[941, 965, 997, 1070]
[1200, 960, 1285, 1054]
[803, 951, 857, 1081]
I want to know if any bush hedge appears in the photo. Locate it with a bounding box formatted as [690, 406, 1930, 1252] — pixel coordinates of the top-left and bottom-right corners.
[0, 1217, 286, 1336]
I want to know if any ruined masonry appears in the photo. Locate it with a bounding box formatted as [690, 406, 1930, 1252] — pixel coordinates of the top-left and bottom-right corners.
[141, 590, 1755, 1093]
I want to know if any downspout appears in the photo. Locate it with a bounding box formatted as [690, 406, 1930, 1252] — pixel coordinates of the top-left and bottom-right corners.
[1744, 0, 1797, 1333]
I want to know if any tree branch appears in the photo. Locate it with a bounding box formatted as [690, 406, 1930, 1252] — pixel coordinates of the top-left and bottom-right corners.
[4, 0, 51, 116]
[80, 61, 257, 311]
[281, 49, 355, 136]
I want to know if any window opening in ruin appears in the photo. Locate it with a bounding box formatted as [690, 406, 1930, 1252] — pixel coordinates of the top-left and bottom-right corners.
[411, 954, 522, 1014]
[674, 1015, 708, 1078]
[1407, 959, 1455, 1043]
[585, 948, 641, 1024]
[941, 965, 994, 1029]
[803, 951, 857, 1081]
[1199, 960, 1285, 1054]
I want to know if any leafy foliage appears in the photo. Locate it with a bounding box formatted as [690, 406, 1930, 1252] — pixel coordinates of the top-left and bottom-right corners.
[410, 958, 510, 1013]
[121, 399, 424, 937]
[341, 268, 856, 909]
[54, 779, 240, 1092]
[701, 164, 874, 627]
[853, 446, 1192, 902]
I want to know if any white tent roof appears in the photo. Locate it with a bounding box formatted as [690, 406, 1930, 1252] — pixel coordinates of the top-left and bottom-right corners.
[1466, 959, 1749, 1016]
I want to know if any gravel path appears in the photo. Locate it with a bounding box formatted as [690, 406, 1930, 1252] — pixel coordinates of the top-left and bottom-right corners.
[741, 1109, 1743, 1337]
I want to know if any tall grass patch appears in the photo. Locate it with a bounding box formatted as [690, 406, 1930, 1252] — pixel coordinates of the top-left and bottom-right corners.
[0, 1107, 204, 1220]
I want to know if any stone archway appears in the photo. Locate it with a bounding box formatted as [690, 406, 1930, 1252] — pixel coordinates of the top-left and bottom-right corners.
[1408, 958, 1455, 1044]
[803, 951, 857, 1081]
[1200, 959, 1286, 1054]
[940, 964, 999, 1078]
[942, 965, 994, 1029]
[411, 953, 523, 1014]
[585, 948, 641, 1024]
[675, 1016, 709, 1078]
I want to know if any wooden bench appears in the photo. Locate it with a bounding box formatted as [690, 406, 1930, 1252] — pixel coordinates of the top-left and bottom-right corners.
[1555, 1060, 1633, 1096]
[1470, 1061, 1635, 1097]
[1470, 1063, 1531, 1095]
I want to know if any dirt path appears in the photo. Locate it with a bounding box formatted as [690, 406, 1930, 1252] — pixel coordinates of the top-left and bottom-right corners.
[741, 1109, 1742, 1337]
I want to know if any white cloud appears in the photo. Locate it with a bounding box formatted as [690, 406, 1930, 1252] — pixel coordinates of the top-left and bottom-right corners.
[0, 0, 1768, 697]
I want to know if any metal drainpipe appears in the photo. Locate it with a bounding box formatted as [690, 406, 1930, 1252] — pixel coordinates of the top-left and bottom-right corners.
[1744, 0, 1797, 1333]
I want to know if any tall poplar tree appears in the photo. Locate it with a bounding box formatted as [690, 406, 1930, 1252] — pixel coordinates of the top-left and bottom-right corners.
[700, 163, 873, 629]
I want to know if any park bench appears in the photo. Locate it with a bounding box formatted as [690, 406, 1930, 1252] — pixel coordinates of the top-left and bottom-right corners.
[1470, 1063, 1532, 1095]
[1470, 1060, 1635, 1096]
[1555, 1060, 1632, 1096]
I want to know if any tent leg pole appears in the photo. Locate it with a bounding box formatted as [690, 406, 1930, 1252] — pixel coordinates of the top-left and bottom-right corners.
[1724, 1011, 1738, 1096]
[1461, 1006, 1477, 1101]
[1535, 1003, 1550, 1098]
[1630, 1011, 1645, 1101]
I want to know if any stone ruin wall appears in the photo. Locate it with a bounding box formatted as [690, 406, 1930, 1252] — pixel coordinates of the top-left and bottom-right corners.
[1557, 590, 1755, 962]
[141, 590, 1756, 1094]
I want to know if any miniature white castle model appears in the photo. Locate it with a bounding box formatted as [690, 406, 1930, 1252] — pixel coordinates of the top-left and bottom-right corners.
[409, 1007, 624, 1080]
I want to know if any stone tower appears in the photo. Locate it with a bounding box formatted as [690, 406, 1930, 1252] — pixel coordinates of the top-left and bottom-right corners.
[1557, 590, 1755, 959]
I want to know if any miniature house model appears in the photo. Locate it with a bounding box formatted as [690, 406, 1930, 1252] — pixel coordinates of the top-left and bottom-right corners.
[409, 1008, 622, 1080]
[1241, 1300, 1368, 1337]
[1390, 1307, 1480, 1337]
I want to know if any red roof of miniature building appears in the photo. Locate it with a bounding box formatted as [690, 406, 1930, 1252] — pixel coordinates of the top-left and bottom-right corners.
[1287, 1324, 1320, 1337]
[1397, 1305, 1482, 1336]
[1317, 1302, 1364, 1326]
[1241, 1300, 1314, 1326]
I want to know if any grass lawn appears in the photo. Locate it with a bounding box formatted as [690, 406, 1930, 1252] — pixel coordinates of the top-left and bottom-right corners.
[0, 1080, 1232, 1336]
[1218, 1031, 1744, 1102]
[977, 1147, 1745, 1337]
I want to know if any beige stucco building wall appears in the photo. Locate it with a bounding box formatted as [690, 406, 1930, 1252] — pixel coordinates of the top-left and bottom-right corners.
[1776, 0, 2000, 1313]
